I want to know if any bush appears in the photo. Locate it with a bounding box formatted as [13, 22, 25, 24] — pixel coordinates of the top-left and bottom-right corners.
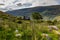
[32, 12, 43, 20]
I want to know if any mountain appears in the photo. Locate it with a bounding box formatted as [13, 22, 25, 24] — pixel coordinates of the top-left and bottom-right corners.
[6, 5, 60, 20]
[0, 11, 17, 22]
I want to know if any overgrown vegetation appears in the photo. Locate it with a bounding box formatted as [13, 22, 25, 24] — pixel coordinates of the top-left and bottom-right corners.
[0, 11, 60, 40]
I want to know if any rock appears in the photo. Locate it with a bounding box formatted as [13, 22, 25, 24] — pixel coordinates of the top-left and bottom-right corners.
[48, 25, 59, 30]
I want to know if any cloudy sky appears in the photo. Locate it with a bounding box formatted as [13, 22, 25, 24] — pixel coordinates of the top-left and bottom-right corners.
[0, 0, 60, 12]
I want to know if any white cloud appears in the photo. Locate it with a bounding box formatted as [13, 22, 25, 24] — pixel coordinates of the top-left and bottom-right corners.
[0, 0, 60, 12]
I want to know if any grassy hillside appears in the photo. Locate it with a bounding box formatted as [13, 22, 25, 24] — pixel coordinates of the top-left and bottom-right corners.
[1, 11, 60, 40]
[53, 16, 60, 21]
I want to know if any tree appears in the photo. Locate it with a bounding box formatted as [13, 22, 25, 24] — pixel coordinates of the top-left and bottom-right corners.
[31, 12, 43, 40]
[32, 12, 43, 20]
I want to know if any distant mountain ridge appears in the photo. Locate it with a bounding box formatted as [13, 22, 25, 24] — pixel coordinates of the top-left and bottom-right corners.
[6, 5, 60, 20]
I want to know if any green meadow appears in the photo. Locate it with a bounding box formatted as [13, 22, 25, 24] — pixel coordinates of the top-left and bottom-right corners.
[0, 11, 60, 40]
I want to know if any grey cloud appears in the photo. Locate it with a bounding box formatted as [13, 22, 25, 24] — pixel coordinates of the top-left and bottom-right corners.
[23, 3, 32, 7]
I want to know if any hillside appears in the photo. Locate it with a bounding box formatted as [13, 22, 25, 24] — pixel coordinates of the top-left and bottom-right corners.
[53, 16, 60, 21]
[1, 8, 60, 40]
[6, 5, 60, 20]
[0, 11, 17, 22]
